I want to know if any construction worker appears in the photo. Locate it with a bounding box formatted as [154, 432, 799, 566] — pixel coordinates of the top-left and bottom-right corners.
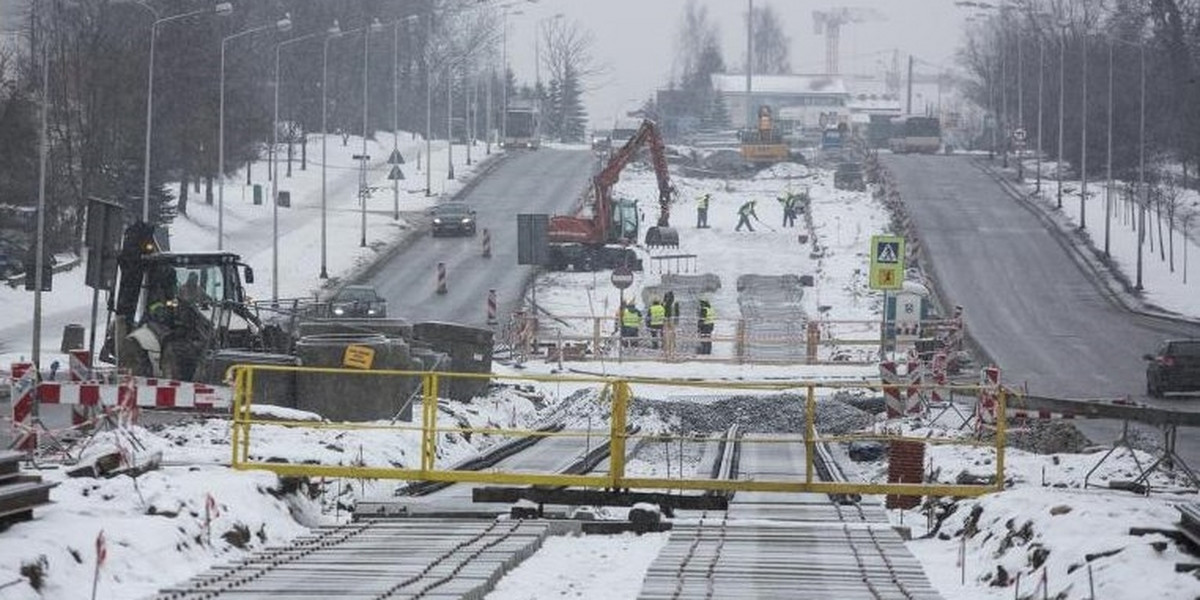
[620, 302, 642, 347]
[696, 193, 710, 228]
[778, 193, 796, 228]
[646, 297, 666, 349]
[735, 200, 757, 232]
[697, 298, 715, 355]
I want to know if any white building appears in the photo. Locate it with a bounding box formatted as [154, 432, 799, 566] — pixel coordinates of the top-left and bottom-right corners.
[710, 73, 851, 133]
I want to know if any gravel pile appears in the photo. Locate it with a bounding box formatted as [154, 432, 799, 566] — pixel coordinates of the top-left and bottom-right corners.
[979, 421, 1094, 454]
[633, 394, 874, 436]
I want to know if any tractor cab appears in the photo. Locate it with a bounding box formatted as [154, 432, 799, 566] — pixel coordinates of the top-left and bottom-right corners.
[101, 222, 264, 380]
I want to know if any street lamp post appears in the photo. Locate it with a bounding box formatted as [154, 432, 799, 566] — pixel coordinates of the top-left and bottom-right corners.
[1057, 22, 1066, 209]
[1036, 36, 1044, 193]
[272, 28, 327, 302]
[1079, 31, 1088, 231]
[1104, 40, 1113, 258]
[390, 18, 417, 220]
[136, 2, 233, 223]
[219, 16, 292, 251]
[320, 21, 345, 279]
[359, 20, 384, 248]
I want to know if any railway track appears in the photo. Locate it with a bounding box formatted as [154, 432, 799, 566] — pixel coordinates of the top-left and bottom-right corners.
[638, 433, 942, 599]
[157, 414, 940, 598]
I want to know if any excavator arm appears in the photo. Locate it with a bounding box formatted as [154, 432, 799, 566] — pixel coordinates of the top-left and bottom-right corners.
[592, 119, 678, 247]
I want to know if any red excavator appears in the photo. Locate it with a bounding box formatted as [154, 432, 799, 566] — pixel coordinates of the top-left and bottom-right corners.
[546, 119, 678, 271]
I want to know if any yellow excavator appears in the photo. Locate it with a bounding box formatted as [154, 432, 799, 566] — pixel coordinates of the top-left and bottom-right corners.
[740, 105, 789, 164]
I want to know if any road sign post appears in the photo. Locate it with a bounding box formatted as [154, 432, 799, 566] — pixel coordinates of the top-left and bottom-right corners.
[869, 235, 906, 290]
[610, 266, 634, 290]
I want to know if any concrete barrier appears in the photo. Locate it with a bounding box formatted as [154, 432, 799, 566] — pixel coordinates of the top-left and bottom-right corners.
[196, 350, 301, 408]
[413, 322, 493, 401]
[294, 333, 415, 422]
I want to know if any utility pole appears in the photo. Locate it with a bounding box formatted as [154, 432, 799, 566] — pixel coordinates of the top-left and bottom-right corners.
[1080, 31, 1088, 230]
[906, 54, 913, 114]
[745, 0, 754, 129]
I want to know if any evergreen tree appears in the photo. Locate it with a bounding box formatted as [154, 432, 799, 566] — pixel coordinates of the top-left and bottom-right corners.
[559, 65, 587, 142]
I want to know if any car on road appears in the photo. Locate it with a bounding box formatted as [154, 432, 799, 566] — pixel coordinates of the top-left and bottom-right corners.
[1144, 339, 1200, 397]
[328, 285, 387, 318]
[431, 202, 477, 237]
[834, 162, 865, 191]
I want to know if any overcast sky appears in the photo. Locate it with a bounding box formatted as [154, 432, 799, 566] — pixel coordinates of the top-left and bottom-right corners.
[503, 0, 973, 129]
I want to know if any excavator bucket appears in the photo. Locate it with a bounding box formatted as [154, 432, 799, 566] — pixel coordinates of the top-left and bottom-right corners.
[644, 226, 679, 248]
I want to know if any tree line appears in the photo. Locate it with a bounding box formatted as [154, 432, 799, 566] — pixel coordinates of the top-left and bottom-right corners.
[961, 0, 1200, 184]
[0, 0, 597, 257]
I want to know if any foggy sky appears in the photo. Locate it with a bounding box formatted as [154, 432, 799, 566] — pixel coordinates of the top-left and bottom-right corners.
[503, 0, 972, 129]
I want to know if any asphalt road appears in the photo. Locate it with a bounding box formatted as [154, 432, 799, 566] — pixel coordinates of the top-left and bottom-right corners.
[365, 148, 595, 328]
[883, 153, 1200, 463]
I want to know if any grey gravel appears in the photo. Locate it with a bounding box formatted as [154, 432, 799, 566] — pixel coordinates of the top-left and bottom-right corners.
[633, 394, 875, 436]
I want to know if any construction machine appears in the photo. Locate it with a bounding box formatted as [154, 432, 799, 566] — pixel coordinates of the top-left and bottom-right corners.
[546, 119, 678, 271]
[99, 221, 283, 381]
[740, 105, 789, 164]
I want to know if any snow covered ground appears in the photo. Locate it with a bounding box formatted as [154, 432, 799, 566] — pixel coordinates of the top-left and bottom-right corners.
[1012, 157, 1200, 320]
[0, 140, 1197, 599]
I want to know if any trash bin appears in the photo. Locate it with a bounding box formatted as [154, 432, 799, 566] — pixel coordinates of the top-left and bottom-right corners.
[253, 184, 263, 205]
[277, 190, 290, 207]
[60, 324, 85, 352]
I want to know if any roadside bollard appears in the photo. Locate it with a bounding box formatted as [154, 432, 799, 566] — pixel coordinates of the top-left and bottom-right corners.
[436, 262, 447, 295]
[487, 289, 497, 324]
[482, 228, 492, 258]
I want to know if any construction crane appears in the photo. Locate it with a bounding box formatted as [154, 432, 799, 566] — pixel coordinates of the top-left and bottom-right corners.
[812, 7, 885, 75]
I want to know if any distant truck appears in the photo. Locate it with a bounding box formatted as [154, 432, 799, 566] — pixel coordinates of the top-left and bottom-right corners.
[503, 102, 540, 149]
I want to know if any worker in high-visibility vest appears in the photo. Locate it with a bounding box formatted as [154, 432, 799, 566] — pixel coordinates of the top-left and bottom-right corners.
[735, 200, 757, 232]
[696, 193, 710, 229]
[620, 302, 642, 347]
[697, 298, 715, 355]
[646, 297, 666, 349]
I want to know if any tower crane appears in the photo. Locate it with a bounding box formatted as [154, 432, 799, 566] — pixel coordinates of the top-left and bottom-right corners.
[812, 7, 885, 75]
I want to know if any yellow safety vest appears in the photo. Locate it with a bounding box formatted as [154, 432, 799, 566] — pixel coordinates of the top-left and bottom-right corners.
[702, 305, 715, 325]
[649, 304, 666, 326]
[698, 195, 710, 209]
[622, 308, 641, 328]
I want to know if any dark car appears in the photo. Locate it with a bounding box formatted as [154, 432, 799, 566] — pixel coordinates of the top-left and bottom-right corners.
[1144, 339, 1200, 397]
[834, 162, 865, 191]
[431, 202, 477, 237]
[328, 285, 387, 318]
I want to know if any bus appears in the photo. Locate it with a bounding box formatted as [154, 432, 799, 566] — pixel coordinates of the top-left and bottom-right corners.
[502, 104, 540, 149]
[888, 116, 941, 154]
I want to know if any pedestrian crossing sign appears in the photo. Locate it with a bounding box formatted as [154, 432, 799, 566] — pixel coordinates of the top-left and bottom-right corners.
[869, 235, 905, 290]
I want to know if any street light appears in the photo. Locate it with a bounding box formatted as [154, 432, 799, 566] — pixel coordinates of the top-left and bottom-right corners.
[271, 27, 329, 302]
[1036, 35, 1044, 194]
[135, 1, 233, 223]
[320, 20, 379, 278]
[218, 16, 292, 251]
[358, 18, 386, 248]
[500, 5, 529, 142]
[1056, 18, 1067, 210]
[1102, 36, 1147, 290]
[388, 16, 419, 221]
[1079, 29, 1089, 231]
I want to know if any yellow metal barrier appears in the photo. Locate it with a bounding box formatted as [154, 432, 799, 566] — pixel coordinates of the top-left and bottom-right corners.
[227, 364, 1005, 498]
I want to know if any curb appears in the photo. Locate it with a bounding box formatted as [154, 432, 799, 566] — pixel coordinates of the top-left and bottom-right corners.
[972, 158, 1200, 328]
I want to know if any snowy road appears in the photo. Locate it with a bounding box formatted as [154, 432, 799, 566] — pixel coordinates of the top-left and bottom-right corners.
[365, 148, 595, 326]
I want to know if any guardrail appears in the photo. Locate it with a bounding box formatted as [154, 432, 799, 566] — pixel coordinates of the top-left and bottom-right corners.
[497, 314, 965, 366]
[229, 364, 1006, 498]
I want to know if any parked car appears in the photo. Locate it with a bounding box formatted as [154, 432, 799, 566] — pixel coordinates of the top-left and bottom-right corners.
[430, 202, 477, 237]
[1144, 339, 1200, 397]
[834, 162, 865, 191]
[328, 285, 387, 318]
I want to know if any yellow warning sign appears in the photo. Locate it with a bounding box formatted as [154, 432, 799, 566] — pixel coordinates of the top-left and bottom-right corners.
[343, 344, 376, 370]
[869, 235, 905, 291]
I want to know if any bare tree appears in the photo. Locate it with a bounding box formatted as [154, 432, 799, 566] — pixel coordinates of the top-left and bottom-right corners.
[1160, 174, 1182, 271]
[749, 3, 790, 75]
[540, 18, 601, 141]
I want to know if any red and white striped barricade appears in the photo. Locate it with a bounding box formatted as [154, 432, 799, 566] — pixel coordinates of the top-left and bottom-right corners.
[880, 361, 904, 418]
[9, 362, 37, 451]
[68, 349, 93, 427]
[905, 359, 925, 415]
[928, 351, 950, 405]
[975, 366, 1001, 430]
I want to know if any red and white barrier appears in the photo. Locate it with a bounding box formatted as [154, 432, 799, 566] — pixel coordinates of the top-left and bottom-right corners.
[436, 262, 447, 295]
[975, 366, 1001, 428]
[880, 361, 904, 418]
[10, 362, 36, 451]
[905, 359, 924, 415]
[37, 378, 230, 410]
[68, 349, 93, 427]
[482, 228, 492, 259]
[487, 289, 498, 324]
[928, 352, 949, 404]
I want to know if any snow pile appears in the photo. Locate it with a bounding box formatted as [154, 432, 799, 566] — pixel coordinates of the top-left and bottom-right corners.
[912, 488, 1196, 600]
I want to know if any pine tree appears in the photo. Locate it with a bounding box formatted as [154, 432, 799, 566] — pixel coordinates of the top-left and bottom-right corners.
[544, 78, 562, 141]
[559, 66, 588, 143]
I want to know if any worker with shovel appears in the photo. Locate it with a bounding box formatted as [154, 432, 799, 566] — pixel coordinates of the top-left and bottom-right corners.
[735, 200, 758, 232]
